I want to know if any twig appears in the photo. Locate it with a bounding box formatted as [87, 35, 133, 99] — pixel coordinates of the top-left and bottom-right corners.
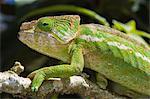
[20, 5, 109, 26]
[0, 62, 126, 99]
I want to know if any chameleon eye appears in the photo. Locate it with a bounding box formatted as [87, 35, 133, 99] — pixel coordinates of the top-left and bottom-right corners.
[42, 23, 49, 26]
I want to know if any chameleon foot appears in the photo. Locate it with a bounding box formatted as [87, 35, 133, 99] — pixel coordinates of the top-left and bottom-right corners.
[31, 86, 39, 92]
[28, 70, 45, 92]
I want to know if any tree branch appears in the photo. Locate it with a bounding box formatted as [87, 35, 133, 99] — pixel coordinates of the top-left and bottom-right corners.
[0, 62, 126, 99]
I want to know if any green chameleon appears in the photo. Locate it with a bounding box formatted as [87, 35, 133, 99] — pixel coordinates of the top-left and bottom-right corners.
[19, 15, 150, 98]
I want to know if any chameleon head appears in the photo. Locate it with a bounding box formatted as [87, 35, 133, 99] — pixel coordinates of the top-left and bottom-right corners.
[36, 15, 80, 44]
[18, 15, 80, 62]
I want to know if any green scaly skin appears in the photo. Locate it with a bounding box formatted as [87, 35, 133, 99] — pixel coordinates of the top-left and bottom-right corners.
[18, 15, 150, 97]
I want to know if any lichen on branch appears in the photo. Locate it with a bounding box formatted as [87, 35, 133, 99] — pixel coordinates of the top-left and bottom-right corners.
[0, 62, 126, 99]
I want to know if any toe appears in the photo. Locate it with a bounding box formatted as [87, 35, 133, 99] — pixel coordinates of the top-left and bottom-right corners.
[31, 86, 38, 92]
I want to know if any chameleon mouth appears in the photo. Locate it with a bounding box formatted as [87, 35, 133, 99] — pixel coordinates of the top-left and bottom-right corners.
[18, 27, 66, 50]
[18, 20, 69, 50]
[18, 20, 37, 44]
[18, 22, 36, 45]
[18, 31, 35, 45]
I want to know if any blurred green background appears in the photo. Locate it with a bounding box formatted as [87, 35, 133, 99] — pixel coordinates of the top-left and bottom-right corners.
[0, 0, 149, 98]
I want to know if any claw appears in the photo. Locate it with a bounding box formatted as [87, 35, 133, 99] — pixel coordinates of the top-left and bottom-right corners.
[31, 86, 38, 92]
[30, 71, 45, 92]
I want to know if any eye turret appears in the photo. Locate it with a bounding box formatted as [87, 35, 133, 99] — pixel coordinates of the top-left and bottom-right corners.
[36, 18, 52, 32]
[42, 23, 49, 26]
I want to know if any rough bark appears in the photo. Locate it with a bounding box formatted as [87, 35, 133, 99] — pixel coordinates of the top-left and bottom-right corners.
[0, 62, 126, 99]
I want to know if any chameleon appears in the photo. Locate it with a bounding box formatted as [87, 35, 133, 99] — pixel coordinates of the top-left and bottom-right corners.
[18, 15, 150, 98]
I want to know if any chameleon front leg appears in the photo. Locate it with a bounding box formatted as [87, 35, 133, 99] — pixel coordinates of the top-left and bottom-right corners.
[28, 46, 84, 92]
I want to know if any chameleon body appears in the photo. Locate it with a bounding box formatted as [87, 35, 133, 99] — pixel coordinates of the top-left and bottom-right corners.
[19, 15, 150, 97]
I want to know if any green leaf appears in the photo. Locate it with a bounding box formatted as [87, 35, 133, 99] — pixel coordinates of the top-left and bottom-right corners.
[112, 20, 150, 39]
